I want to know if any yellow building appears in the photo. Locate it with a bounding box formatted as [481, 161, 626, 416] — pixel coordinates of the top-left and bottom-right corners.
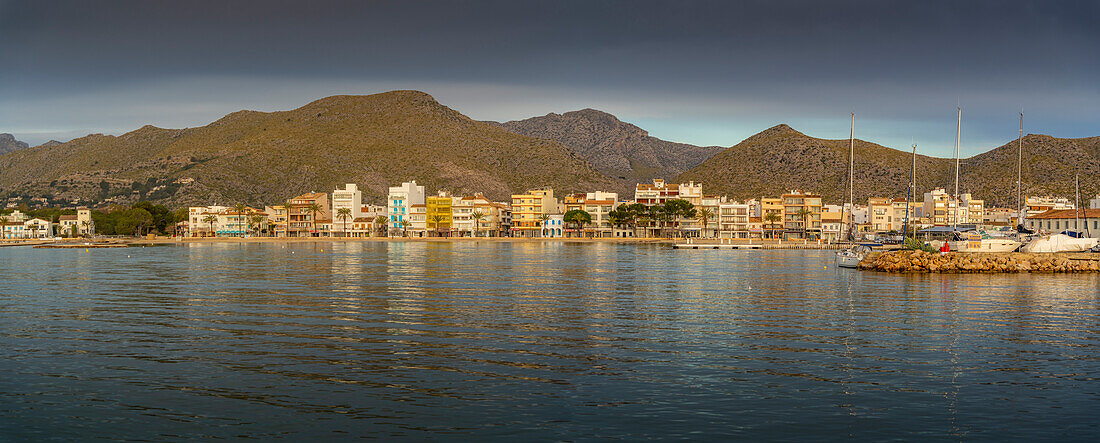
[760, 197, 783, 237]
[510, 188, 557, 238]
[426, 191, 454, 236]
[781, 190, 822, 238]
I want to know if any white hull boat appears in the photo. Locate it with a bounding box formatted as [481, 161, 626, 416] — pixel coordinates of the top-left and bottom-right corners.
[948, 238, 1022, 253]
[835, 245, 870, 268]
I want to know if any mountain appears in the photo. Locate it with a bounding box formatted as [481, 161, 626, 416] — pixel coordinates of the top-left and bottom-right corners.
[0, 134, 29, 155]
[497, 109, 723, 187]
[0, 91, 613, 206]
[676, 124, 1100, 207]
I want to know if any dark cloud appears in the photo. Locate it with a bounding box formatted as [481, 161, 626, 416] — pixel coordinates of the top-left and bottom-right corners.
[2, 0, 1097, 153]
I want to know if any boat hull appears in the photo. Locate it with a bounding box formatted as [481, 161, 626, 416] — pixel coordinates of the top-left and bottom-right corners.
[949, 239, 1022, 253]
[835, 253, 863, 268]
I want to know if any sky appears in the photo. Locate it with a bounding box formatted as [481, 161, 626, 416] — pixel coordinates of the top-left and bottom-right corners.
[1, 0, 1097, 157]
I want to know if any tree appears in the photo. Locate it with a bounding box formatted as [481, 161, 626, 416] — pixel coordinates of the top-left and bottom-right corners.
[430, 214, 446, 237]
[202, 214, 217, 237]
[563, 209, 592, 238]
[538, 214, 551, 237]
[304, 202, 322, 237]
[373, 215, 388, 237]
[795, 208, 813, 239]
[764, 212, 782, 240]
[249, 213, 266, 236]
[336, 207, 352, 237]
[233, 203, 248, 237]
[471, 211, 485, 237]
[79, 220, 89, 238]
[399, 219, 410, 237]
[662, 199, 695, 237]
[283, 199, 296, 237]
[625, 203, 649, 237]
[697, 208, 715, 238]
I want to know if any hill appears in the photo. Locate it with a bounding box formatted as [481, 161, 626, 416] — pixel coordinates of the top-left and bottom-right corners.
[496, 109, 723, 188]
[0, 91, 613, 206]
[676, 124, 1100, 207]
[0, 134, 28, 155]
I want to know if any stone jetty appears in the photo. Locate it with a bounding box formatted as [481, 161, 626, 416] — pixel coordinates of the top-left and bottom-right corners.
[858, 250, 1100, 273]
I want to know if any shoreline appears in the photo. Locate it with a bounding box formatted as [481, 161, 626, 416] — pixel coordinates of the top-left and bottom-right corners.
[859, 250, 1100, 273]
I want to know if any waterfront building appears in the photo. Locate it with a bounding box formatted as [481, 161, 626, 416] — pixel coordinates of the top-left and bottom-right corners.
[453, 194, 508, 237]
[387, 180, 425, 235]
[287, 192, 330, 237]
[634, 179, 679, 205]
[820, 210, 844, 242]
[1025, 209, 1100, 234]
[781, 190, 822, 239]
[408, 204, 427, 237]
[960, 193, 985, 225]
[759, 198, 783, 238]
[511, 188, 558, 238]
[1026, 196, 1074, 217]
[563, 191, 619, 237]
[1090, 194, 1100, 209]
[426, 191, 454, 236]
[717, 198, 752, 238]
[189, 205, 229, 237]
[264, 205, 290, 237]
[331, 184, 363, 237]
[543, 214, 564, 237]
[868, 198, 912, 232]
[188, 205, 267, 237]
[1, 217, 53, 239]
[56, 207, 93, 236]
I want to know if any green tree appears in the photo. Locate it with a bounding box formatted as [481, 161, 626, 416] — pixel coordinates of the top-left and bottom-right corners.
[304, 202, 322, 237]
[563, 209, 592, 238]
[249, 213, 266, 236]
[336, 207, 352, 237]
[471, 211, 486, 237]
[795, 208, 813, 238]
[430, 214, 446, 237]
[399, 219, 410, 237]
[201, 214, 217, 237]
[764, 212, 782, 239]
[697, 207, 715, 238]
[373, 215, 388, 237]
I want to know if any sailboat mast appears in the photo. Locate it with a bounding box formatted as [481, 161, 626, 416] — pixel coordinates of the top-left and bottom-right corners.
[903, 144, 916, 238]
[842, 113, 854, 242]
[1016, 113, 1023, 226]
[1076, 174, 1081, 234]
[953, 107, 961, 231]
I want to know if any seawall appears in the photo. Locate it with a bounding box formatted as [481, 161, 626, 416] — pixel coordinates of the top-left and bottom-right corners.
[858, 250, 1100, 273]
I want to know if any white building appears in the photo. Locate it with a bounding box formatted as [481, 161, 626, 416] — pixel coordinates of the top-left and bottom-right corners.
[717, 198, 753, 238]
[331, 184, 363, 236]
[543, 214, 564, 237]
[1089, 194, 1100, 210]
[387, 180, 425, 235]
[1, 218, 54, 239]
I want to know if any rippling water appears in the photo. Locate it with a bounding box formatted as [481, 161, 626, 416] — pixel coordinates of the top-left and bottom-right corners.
[1, 242, 1098, 440]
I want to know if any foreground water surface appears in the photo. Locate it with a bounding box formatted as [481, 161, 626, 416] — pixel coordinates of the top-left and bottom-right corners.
[1, 242, 1097, 440]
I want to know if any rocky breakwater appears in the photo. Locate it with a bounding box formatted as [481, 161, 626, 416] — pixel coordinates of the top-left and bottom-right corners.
[858, 250, 1100, 273]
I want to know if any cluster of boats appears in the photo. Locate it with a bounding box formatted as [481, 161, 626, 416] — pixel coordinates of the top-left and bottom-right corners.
[832, 110, 1098, 269]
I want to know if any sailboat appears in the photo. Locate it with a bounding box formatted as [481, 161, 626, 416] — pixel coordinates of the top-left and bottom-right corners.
[947, 108, 1021, 253]
[836, 114, 865, 268]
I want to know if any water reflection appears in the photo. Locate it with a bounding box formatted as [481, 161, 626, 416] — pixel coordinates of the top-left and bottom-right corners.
[0, 243, 1097, 440]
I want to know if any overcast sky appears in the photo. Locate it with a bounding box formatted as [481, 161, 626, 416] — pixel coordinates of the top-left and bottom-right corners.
[2, 0, 1097, 156]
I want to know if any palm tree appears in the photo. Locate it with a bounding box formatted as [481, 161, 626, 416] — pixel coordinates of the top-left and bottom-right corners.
[471, 211, 485, 237]
[304, 202, 322, 237]
[202, 214, 217, 237]
[795, 208, 813, 239]
[282, 199, 296, 237]
[430, 214, 446, 237]
[537, 213, 551, 237]
[697, 208, 715, 238]
[399, 219, 410, 237]
[233, 203, 248, 237]
[249, 213, 265, 236]
[764, 212, 782, 240]
[373, 215, 388, 237]
[336, 207, 352, 237]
